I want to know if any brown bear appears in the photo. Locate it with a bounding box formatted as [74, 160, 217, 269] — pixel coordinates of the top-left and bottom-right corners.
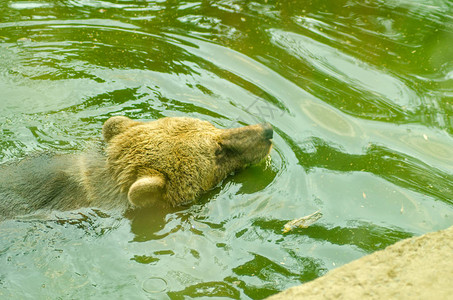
[0, 116, 273, 220]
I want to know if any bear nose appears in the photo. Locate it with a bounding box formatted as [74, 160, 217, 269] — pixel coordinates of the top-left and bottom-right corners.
[261, 123, 273, 140]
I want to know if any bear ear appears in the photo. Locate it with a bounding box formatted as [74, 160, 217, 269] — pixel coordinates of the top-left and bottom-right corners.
[127, 175, 166, 208]
[102, 116, 139, 142]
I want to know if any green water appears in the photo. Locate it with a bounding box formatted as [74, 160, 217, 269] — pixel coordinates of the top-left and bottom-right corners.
[1, 0, 452, 299]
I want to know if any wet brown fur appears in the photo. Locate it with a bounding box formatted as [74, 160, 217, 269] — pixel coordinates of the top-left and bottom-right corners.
[0, 116, 272, 219]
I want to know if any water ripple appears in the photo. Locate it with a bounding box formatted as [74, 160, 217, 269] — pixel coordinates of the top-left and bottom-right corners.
[1, 0, 453, 298]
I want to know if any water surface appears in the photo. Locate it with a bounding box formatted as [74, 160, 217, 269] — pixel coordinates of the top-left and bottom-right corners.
[1, 0, 452, 299]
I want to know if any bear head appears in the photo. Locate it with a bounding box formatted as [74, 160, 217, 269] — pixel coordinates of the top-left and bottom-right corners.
[102, 116, 273, 208]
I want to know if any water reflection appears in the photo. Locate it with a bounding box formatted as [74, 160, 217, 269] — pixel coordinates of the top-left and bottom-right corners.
[289, 135, 453, 205]
[168, 281, 241, 299]
[300, 100, 359, 137]
[253, 218, 413, 252]
[270, 28, 418, 112]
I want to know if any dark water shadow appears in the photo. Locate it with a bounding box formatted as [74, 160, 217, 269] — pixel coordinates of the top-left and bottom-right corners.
[278, 128, 453, 205]
[253, 218, 414, 253]
[124, 204, 184, 242]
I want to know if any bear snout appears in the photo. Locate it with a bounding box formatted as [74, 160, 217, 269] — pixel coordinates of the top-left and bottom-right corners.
[261, 123, 273, 140]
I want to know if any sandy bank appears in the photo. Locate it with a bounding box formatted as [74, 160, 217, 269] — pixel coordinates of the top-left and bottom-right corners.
[268, 225, 453, 299]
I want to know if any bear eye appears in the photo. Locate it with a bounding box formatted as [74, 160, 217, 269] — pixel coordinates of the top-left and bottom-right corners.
[216, 142, 238, 156]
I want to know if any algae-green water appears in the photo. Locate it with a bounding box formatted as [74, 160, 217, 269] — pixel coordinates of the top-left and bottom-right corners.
[1, 1, 452, 299]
